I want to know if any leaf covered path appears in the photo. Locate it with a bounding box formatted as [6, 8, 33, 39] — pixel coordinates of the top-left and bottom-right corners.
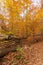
[0, 40, 43, 65]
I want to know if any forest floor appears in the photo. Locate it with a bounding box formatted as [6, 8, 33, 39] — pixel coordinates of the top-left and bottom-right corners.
[0, 36, 43, 65]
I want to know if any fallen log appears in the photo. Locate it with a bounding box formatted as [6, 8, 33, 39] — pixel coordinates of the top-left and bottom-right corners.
[0, 37, 25, 58]
[0, 47, 16, 58]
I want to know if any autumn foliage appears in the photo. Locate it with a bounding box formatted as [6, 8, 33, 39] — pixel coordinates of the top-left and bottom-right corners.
[0, 0, 43, 38]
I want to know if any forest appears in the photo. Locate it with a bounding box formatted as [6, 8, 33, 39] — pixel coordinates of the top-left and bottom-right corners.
[0, 0, 43, 65]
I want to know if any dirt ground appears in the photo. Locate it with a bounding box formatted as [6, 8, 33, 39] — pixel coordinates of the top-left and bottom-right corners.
[0, 39, 43, 65]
